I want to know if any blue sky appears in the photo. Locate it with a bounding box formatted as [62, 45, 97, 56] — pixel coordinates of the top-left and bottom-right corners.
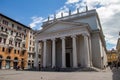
[0, 0, 120, 50]
[0, 0, 65, 26]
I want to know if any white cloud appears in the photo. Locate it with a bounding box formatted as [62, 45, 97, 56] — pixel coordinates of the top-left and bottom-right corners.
[29, 16, 44, 29]
[29, 0, 120, 50]
[68, 0, 120, 50]
[66, 0, 80, 4]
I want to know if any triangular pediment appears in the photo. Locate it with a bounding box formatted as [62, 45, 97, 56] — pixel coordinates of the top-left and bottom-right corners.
[39, 20, 88, 34]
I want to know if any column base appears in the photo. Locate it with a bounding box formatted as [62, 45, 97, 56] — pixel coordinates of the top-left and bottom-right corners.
[10, 66, 13, 69]
[61, 66, 66, 68]
[2, 66, 5, 69]
[73, 66, 78, 68]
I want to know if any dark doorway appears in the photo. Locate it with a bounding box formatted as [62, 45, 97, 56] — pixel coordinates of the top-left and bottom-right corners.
[21, 59, 24, 69]
[14, 62, 18, 69]
[0, 61, 2, 69]
[14, 57, 18, 69]
[66, 53, 70, 67]
[6, 61, 10, 69]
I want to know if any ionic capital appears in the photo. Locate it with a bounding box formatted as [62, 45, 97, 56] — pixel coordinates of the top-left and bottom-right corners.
[51, 38, 56, 41]
[71, 35, 76, 38]
[60, 36, 66, 40]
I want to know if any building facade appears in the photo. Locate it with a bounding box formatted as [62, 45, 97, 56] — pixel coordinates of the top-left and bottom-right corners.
[107, 49, 118, 65]
[27, 30, 36, 69]
[35, 9, 107, 70]
[116, 37, 120, 66]
[0, 13, 32, 69]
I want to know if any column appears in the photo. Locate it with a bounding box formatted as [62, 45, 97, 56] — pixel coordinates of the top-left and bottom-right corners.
[52, 38, 56, 68]
[2, 60, 6, 69]
[89, 36, 93, 67]
[71, 35, 78, 68]
[34, 40, 39, 69]
[83, 34, 90, 67]
[61, 37, 66, 68]
[43, 40, 47, 68]
[10, 60, 13, 69]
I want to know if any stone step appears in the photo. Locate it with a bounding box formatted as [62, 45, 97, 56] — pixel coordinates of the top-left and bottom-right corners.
[40, 67, 100, 72]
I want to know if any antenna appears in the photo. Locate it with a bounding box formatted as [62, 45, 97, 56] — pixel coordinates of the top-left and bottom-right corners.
[54, 13, 56, 19]
[69, 9, 71, 15]
[48, 16, 49, 21]
[86, 5, 88, 11]
[84, 2, 88, 11]
[77, 8, 79, 14]
[61, 12, 63, 18]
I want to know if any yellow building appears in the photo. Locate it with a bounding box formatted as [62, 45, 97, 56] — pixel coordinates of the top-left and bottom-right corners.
[0, 13, 33, 69]
[116, 38, 120, 65]
[107, 49, 118, 65]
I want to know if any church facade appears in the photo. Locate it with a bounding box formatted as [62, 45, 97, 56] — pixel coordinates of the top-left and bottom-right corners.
[35, 9, 107, 70]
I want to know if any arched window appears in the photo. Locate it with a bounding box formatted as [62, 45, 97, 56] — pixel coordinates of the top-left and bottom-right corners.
[0, 55, 2, 59]
[5, 28, 7, 32]
[6, 56, 11, 60]
[14, 57, 18, 60]
[1, 27, 3, 31]
[11, 31, 13, 35]
[0, 37, 2, 43]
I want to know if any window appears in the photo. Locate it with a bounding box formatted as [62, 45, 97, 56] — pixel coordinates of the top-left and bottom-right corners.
[9, 40, 12, 45]
[14, 50, 16, 54]
[3, 39, 6, 44]
[24, 35, 26, 40]
[11, 31, 13, 35]
[1, 27, 3, 31]
[17, 26, 22, 30]
[33, 36, 35, 39]
[16, 32, 18, 36]
[5, 28, 7, 32]
[12, 24, 14, 27]
[18, 50, 19, 54]
[3, 20, 8, 26]
[33, 48, 34, 51]
[33, 42, 35, 46]
[22, 51, 25, 56]
[8, 49, 11, 53]
[29, 47, 31, 51]
[30, 41, 31, 45]
[23, 44, 25, 48]
[15, 42, 17, 47]
[29, 54, 30, 57]
[18, 43, 20, 47]
[2, 47, 5, 52]
[0, 37, 2, 43]
[33, 54, 35, 58]
[24, 29, 26, 33]
[19, 34, 21, 37]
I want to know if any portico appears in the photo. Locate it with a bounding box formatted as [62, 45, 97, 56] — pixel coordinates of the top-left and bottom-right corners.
[36, 22, 92, 68]
[35, 10, 107, 70]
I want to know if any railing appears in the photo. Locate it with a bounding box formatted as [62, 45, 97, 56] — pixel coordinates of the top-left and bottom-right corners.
[15, 36, 22, 41]
[8, 44, 14, 48]
[0, 30, 8, 37]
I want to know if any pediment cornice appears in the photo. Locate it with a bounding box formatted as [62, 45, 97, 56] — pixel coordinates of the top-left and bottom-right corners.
[38, 20, 89, 34]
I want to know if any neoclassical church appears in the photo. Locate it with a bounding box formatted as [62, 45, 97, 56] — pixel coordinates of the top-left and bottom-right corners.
[34, 9, 107, 70]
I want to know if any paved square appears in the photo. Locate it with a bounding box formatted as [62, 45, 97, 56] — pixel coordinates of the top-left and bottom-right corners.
[0, 69, 120, 80]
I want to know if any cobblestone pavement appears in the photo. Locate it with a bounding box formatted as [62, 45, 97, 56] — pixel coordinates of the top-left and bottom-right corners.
[0, 68, 120, 80]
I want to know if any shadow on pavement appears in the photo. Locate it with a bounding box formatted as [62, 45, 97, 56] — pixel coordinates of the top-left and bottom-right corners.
[112, 68, 120, 80]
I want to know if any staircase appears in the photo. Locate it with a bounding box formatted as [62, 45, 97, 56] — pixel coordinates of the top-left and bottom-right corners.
[40, 67, 101, 72]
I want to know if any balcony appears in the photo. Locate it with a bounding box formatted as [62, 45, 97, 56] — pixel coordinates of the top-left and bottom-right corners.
[15, 36, 22, 41]
[21, 47, 27, 51]
[28, 51, 35, 54]
[0, 43, 8, 48]
[0, 31, 8, 37]
[8, 44, 14, 49]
